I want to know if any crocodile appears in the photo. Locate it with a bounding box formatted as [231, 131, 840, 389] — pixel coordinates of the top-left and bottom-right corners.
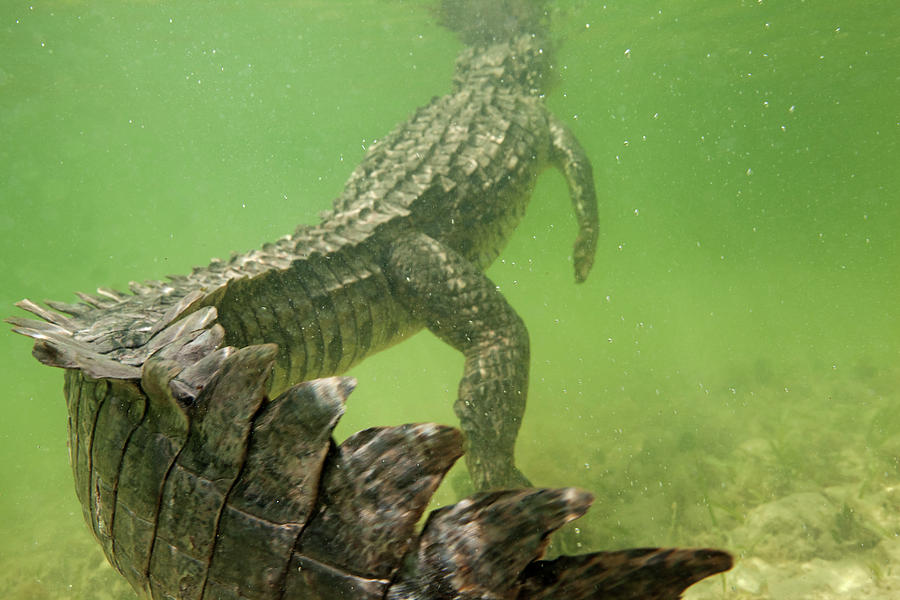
[9, 4, 735, 598]
[41, 333, 732, 599]
[11, 30, 598, 493]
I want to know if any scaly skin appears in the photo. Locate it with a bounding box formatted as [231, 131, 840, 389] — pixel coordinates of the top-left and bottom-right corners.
[52, 346, 731, 599]
[12, 33, 598, 491]
[9, 20, 734, 600]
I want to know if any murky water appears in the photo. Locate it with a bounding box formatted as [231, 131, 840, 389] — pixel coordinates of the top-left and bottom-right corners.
[1, 1, 897, 598]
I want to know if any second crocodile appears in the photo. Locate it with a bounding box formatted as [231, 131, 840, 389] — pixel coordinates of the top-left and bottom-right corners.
[12, 31, 598, 492]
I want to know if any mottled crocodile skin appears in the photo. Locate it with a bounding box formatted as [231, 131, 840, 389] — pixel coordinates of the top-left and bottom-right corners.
[12, 32, 597, 492]
[55, 342, 731, 599]
[9, 9, 734, 599]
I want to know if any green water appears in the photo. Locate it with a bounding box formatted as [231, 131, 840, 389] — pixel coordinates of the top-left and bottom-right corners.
[1, 1, 897, 598]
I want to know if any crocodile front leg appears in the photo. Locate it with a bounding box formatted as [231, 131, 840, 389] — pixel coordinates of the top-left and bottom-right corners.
[386, 232, 531, 491]
[549, 113, 599, 284]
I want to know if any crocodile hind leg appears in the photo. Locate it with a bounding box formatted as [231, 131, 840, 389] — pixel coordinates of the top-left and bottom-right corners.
[386, 231, 531, 491]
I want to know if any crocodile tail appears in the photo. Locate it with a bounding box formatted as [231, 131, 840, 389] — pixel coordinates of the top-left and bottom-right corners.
[59, 335, 731, 599]
[518, 547, 734, 599]
[7, 285, 216, 381]
[7, 234, 304, 382]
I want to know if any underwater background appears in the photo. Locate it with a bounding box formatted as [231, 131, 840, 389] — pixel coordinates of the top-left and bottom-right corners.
[1, 1, 897, 598]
